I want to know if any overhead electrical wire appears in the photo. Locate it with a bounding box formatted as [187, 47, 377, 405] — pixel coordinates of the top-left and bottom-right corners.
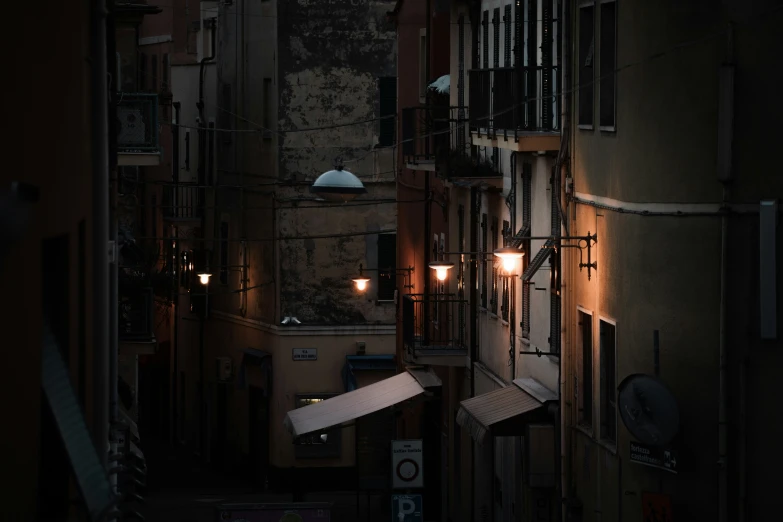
[136, 228, 397, 243]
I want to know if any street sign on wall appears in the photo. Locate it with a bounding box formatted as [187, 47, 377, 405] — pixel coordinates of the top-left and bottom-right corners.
[391, 439, 423, 489]
[391, 494, 423, 522]
[629, 441, 678, 474]
[292, 348, 317, 361]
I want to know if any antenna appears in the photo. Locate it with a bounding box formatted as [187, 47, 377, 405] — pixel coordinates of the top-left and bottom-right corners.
[617, 373, 680, 447]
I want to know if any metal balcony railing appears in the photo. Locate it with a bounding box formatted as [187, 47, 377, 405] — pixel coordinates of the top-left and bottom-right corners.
[402, 106, 470, 166]
[116, 92, 160, 152]
[119, 287, 155, 342]
[162, 182, 203, 221]
[402, 293, 468, 357]
[468, 66, 560, 139]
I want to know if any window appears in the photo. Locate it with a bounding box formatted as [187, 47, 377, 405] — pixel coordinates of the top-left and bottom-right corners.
[219, 220, 229, 285]
[458, 15, 465, 108]
[599, 319, 617, 443]
[504, 5, 512, 67]
[481, 213, 488, 308]
[419, 30, 428, 99]
[221, 84, 233, 145]
[377, 233, 396, 301]
[578, 310, 593, 427]
[378, 77, 397, 147]
[184, 130, 191, 170]
[521, 163, 532, 337]
[139, 52, 148, 91]
[490, 217, 498, 315]
[599, 1, 617, 129]
[263, 78, 272, 129]
[482, 11, 489, 68]
[458, 204, 465, 292]
[162, 54, 170, 91]
[151, 54, 158, 92]
[492, 8, 500, 68]
[501, 220, 510, 322]
[294, 395, 342, 458]
[578, 4, 595, 127]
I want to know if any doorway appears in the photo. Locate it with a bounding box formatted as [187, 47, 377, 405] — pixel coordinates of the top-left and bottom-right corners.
[248, 386, 270, 488]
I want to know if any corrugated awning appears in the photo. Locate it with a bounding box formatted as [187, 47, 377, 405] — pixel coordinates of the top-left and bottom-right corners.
[283, 369, 441, 437]
[522, 238, 555, 281]
[456, 385, 545, 445]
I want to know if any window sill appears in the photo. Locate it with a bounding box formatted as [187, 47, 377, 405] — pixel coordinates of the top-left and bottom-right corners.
[578, 124, 594, 131]
[376, 299, 395, 306]
[574, 424, 594, 439]
[599, 125, 616, 133]
[488, 312, 499, 320]
[597, 438, 617, 455]
[500, 319, 509, 327]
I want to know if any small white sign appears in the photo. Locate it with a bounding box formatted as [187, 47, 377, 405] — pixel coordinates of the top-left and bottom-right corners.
[392, 439, 424, 489]
[292, 348, 317, 361]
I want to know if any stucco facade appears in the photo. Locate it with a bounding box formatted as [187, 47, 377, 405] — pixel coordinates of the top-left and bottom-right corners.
[564, 1, 783, 520]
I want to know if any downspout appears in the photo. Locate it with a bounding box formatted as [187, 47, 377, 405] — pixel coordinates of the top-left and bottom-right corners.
[717, 24, 734, 522]
[172, 102, 181, 445]
[469, 186, 479, 522]
[509, 152, 517, 380]
[423, 0, 432, 346]
[91, 0, 110, 467]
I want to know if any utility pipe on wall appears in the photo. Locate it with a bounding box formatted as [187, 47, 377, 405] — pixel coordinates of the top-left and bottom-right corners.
[91, 0, 111, 467]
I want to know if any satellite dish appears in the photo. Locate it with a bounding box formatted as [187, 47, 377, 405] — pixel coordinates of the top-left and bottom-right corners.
[617, 373, 680, 447]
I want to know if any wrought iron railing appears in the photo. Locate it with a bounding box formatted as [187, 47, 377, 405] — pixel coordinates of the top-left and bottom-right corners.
[402, 106, 470, 166]
[402, 293, 468, 356]
[119, 287, 155, 341]
[468, 66, 560, 138]
[116, 92, 160, 152]
[162, 182, 203, 220]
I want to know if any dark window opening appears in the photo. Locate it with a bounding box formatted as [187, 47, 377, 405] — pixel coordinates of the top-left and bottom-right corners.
[493, 8, 500, 68]
[294, 395, 342, 459]
[263, 78, 272, 129]
[600, 320, 617, 443]
[491, 217, 499, 315]
[378, 233, 396, 301]
[482, 10, 489, 68]
[151, 54, 158, 92]
[219, 221, 229, 285]
[481, 213, 488, 308]
[379, 77, 397, 147]
[599, 1, 617, 128]
[501, 220, 510, 322]
[579, 311, 593, 427]
[578, 5, 595, 127]
[504, 5, 512, 67]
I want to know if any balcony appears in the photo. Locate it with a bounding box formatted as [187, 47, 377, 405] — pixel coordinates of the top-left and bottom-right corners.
[162, 182, 203, 223]
[402, 293, 469, 367]
[468, 66, 560, 152]
[402, 106, 468, 171]
[119, 287, 157, 355]
[116, 92, 161, 166]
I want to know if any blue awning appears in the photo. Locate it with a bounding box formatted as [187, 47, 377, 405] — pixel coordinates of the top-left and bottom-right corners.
[342, 354, 396, 391]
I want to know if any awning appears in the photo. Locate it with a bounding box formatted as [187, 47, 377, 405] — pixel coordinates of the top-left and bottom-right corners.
[283, 368, 441, 437]
[456, 384, 546, 445]
[237, 348, 272, 393]
[341, 354, 397, 392]
[42, 322, 115, 521]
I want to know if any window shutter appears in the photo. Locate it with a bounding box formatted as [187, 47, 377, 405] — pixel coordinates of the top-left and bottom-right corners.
[492, 9, 500, 68]
[504, 5, 512, 67]
[482, 11, 489, 68]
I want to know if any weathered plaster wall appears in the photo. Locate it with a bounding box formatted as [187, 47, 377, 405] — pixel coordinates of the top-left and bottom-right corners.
[277, 0, 399, 325]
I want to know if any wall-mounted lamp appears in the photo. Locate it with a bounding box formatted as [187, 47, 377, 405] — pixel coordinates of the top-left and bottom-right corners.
[351, 263, 414, 292]
[198, 272, 212, 285]
[428, 261, 454, 281]
[493, 246, 525, 273]
[310, 159, 367, 202]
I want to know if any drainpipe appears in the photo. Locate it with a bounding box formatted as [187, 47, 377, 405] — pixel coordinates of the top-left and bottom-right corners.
[717, 24, 734, 522]
[91, 0, 110, 467]
[509, 152, 517, 380]
[469, 186, 479, 522]
[172, 102, 181, 445]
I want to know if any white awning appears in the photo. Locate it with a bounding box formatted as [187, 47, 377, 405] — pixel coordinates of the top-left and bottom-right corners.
[283, 369, 440, 437]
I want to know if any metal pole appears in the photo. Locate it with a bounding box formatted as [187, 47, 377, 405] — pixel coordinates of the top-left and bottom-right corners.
[91, 0, 110, 468]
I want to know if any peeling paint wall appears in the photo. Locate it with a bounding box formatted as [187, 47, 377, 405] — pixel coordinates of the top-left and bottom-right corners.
[277, 0, 398, 325]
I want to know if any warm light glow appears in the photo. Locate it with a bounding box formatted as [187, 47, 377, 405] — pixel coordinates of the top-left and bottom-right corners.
[198, 273, 212, 285]
[353, 277, 370, 291]
[429, 261, 454, 281]
[493, 247, 525, 273]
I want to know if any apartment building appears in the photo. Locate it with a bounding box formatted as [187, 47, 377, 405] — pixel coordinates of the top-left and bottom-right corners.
[564, 1, 783, 520]
[161, 0, 401, 491]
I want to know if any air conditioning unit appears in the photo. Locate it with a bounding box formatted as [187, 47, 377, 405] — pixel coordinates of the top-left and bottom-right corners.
[525, 423, 555, 488]
[215, 357, 233, 382]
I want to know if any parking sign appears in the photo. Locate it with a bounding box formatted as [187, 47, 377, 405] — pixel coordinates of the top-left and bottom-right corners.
[391, 494, 423, 522]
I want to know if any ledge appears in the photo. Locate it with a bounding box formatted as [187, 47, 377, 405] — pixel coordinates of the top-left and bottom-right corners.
[211, 310, 396, 337]
[471, 130, 560, 152]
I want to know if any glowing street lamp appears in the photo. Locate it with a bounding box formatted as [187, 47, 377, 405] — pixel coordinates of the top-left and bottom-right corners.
[428, 260, 455, 281]
[493, 246, 525, 273]
[198, 272, 212, 285]
[310, 163, 367, 202]
[352, 265, 371, 291]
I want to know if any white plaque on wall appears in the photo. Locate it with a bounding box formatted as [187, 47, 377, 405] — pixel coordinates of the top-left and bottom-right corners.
[292, 348, 317, 361]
